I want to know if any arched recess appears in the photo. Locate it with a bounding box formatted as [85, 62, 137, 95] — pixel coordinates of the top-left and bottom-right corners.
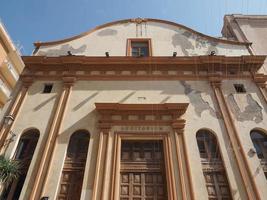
[196, 129, 232, 199]
[250, 129, 267, 179]
[3, 128, 40, 200]
[57, 130, 90, 200]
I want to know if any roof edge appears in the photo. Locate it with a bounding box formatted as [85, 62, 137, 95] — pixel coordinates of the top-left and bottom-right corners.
[34, 18, 251, 48]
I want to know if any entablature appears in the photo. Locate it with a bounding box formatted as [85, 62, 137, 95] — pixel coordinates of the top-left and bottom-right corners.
[95, 103, 188, 132]
[22, 55, 267, 81]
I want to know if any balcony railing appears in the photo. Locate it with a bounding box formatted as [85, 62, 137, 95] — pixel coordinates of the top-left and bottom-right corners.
[5, 59, 19, 80]
[0, 78, 10, 97]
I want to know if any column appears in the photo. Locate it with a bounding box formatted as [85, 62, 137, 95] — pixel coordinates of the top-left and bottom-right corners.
[29, 76, 75, 200]
[91, 128, 111, 200]
[0, 76, 33, 152]
[100, 131, 111, 200]
[173, 122, 194, 200]
[210, 78, 260, 199]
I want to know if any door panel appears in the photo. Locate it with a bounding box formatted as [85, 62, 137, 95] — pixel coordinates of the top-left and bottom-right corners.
[120, 141, 167, 200]
[57, 131, 90, 200]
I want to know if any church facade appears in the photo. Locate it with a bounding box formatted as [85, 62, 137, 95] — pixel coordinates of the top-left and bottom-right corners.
[0, 17, 267, 200]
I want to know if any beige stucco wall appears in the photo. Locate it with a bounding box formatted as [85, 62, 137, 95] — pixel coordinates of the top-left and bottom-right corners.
[235, 18, 267, 74]
[222, 79, 267, 197]
[222, 15, 267, 74]
[4, 81, 62, 200]
[4, 78, 267, 200]
[35, 21, 250, 57]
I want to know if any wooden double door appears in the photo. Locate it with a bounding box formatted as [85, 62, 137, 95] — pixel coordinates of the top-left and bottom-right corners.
[57, 131, 90, 200]
[120, 140, 167, 200]
[57, 166, 85, 200]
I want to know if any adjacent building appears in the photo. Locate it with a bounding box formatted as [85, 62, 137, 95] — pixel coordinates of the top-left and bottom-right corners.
[0, 20, 24, 111]
[222, 14, 267, 74]
[0, 17, 267, 200]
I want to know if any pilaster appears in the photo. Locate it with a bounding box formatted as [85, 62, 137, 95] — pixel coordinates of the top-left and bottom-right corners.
[29, 76, 75, 200]
[210, 78, 260, 199]
[92, 126, 111, 200]
[0, 76, 33, 152]
[253, 74, 267, 104]
[173, 123, 194, 200]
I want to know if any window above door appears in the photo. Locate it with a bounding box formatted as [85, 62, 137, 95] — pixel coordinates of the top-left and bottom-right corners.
[127, 38, 152, 57]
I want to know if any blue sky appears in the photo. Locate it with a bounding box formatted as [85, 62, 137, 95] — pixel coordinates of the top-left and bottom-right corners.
[1, 0, 267, 55]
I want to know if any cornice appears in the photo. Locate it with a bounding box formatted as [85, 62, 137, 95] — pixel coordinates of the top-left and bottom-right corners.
[21, 55, 266, 81]
[95, 103, 188, 114]
[95, 103, 188, 131]
[22, 55, 266, 65]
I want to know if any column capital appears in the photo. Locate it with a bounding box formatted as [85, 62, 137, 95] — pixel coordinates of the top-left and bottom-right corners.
[62, 76, 76, 87]
[256, 82, 267, 88]
[98, 121, 112, 133]
[174, 129, 184, 135]
[209, 76, 222, 88]
[253, 73, 267, 88]
[21, 76, 34, 88]
[172, 119, 185, 133]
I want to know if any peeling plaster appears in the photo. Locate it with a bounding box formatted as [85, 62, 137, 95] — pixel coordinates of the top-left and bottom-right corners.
[181, 81, 217, 118]
[172, 30, 220, 56]
[35, 21, 250, 56]
[172, 32, 194, 56]
[97, 29, 118, 36]
[228, 94, 263, 123]
[37, 44, 87, 56]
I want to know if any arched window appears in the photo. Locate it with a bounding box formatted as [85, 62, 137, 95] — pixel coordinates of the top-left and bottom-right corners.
[196, 130, 232, 199]
[57, 130, 90, 200]
[250, 129, 267, 179]
[3, 129, 39, 200]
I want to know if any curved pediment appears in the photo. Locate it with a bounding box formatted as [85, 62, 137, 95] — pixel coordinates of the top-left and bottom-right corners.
[34, 18, 251, 56]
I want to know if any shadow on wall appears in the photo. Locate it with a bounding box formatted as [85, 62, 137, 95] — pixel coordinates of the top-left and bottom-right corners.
[34, 95, 57, 111]
[73, 92, 99, 111]
[70, 80, 218, 118]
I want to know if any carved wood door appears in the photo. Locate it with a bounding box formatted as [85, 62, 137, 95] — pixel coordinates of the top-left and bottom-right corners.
[120, 141, 167, 200]
[57, 131, 90, 200]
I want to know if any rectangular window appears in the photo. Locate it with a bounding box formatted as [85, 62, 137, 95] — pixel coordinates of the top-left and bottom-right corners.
[234, 84, 246, 93]
[43, 84, 53, 93]
[127, 39, 151, 57]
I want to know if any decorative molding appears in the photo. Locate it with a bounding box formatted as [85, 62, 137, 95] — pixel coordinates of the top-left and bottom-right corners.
[209, 76, 222, 88]
[21, 76, 34, 88]
[253, 73, 267, 87]
[130, 17, 148, 24]
[94, 103, 188, 200]
[62, 76, 76, 87]
[22, 55, 266, 81]
[253, 74, 267, 104]
[95, 103, 188, 130]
